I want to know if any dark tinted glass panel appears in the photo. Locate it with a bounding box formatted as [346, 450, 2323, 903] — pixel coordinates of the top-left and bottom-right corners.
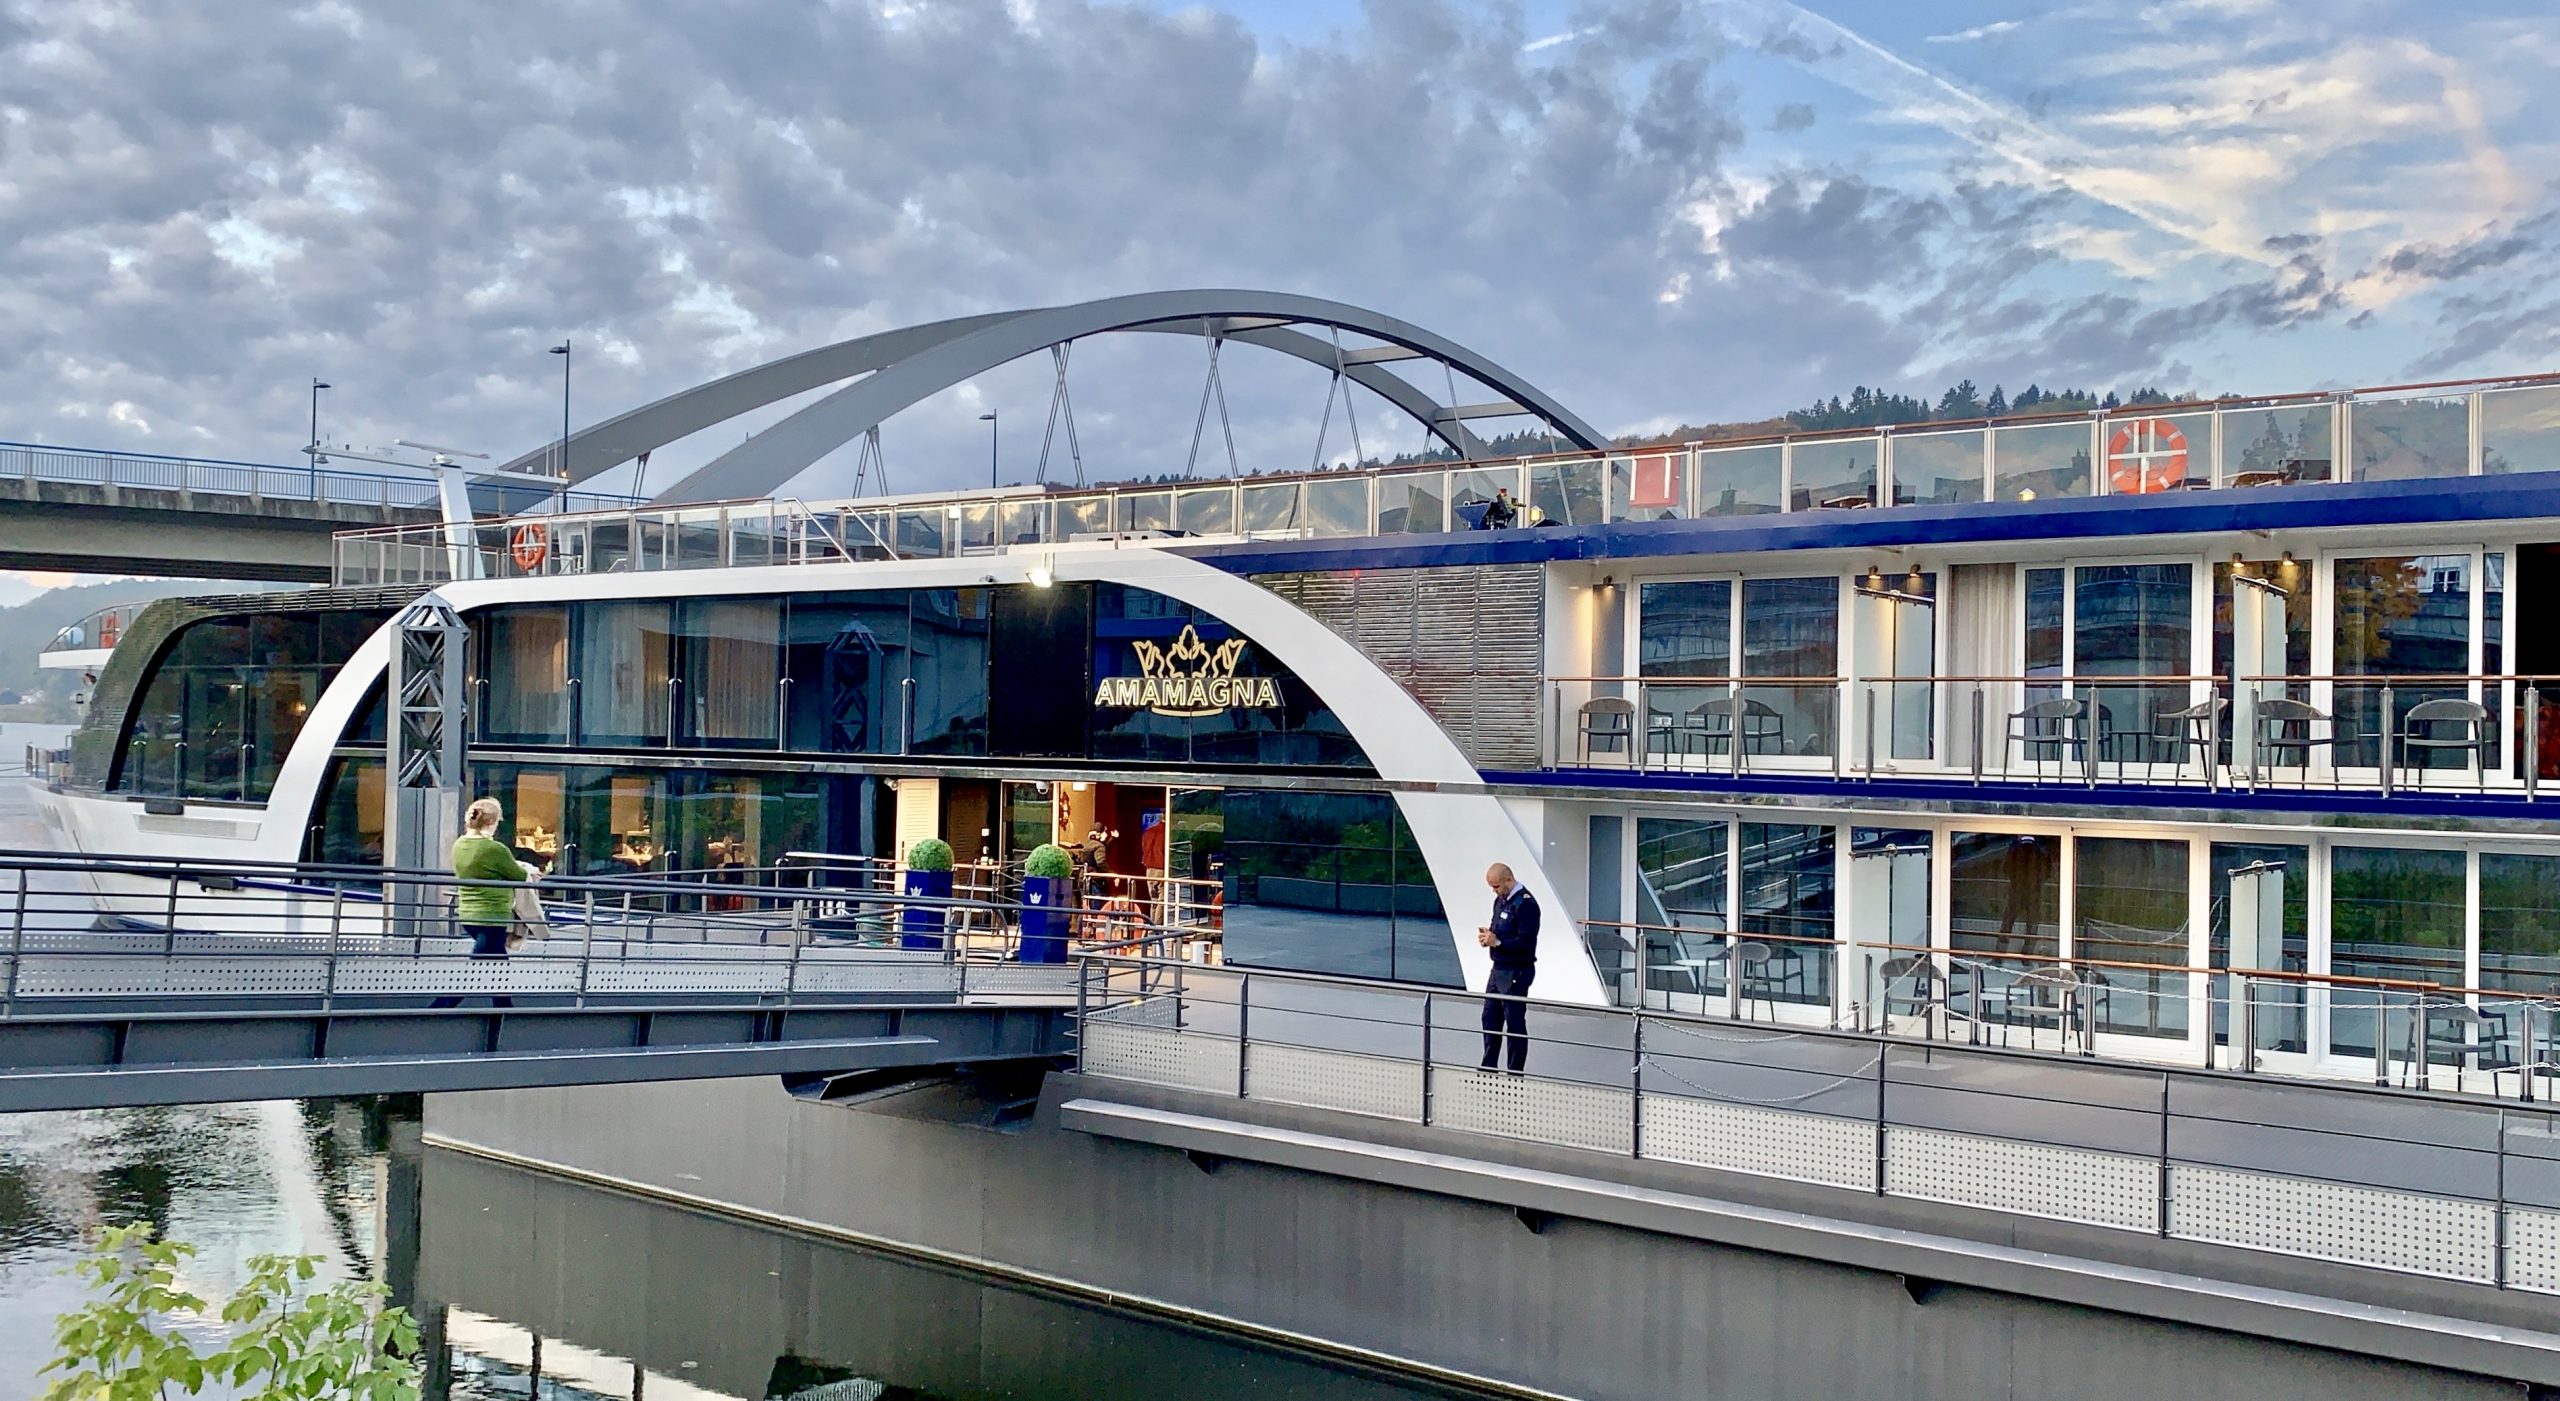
[784, 593, 914, 754]
[1221, 790, 1399, 980]
[2075, 836, 2188, 1039]
[1951, 830, 2058, 961]
[1738, 821, 1833, 1007]
[677, 598, 781, 747]
[2480, 852, 2560, 996]
[1741, 577, 1838, 759]
[1089, 584, 1363, 768]
[2333, 555, 2480, 768]
[117, 608, 390, 803]
[989, 583, 1093, 758]
[2328, 845, 2464, 1057]
[1636, 816, 1726, 1006]
[907, 588, 990, 756]
[575, 601, 672, 746]
[483, 606, 569, 744]
[304, 757, 385, 867]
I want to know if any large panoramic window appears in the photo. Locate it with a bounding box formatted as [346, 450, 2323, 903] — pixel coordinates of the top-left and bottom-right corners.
[117, 608, 391, 803]
[2331, 553, 2499, 770]
[2074, 836, 2188, 1039]
[1738, 821, 1834, 1008]
[2075, 563, 2193, 767]
[676, 598, 781, 747]
[1950, 830, 2059, 962]
[575, 601, 672, 747]
[2479, 853, 2560, 997]
[1637, 816, 1729, 1006]
[1218, 790, 1453, 986]
[1740, 577, 1839, 760]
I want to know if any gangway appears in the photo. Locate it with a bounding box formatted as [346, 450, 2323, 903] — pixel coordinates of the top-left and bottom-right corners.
[0, 851, 1084, 1111]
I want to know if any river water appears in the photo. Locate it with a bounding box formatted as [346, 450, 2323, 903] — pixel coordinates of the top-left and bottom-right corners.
[0, 723, 1482, 1400]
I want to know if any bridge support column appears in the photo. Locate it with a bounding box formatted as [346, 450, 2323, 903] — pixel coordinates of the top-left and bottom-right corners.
[386, 598, 469, 939]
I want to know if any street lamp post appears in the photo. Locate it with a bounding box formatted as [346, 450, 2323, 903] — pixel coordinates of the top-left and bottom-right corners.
[549, 340, 571, 509]
[307, 379, 331, 495]
[978, 411, 998, 489]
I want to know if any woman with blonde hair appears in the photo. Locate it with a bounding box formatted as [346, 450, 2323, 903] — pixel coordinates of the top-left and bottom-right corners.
[431, 797, 532, 1010]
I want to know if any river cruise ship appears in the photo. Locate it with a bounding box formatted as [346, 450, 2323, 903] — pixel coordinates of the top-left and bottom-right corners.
[32, 369, 2560, 1096]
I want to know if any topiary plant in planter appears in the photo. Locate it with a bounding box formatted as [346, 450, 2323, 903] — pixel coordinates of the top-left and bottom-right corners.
[900, 838, 956, 949]
[1023, 843, 1073, 879]
[1018, 842, 1075, 963]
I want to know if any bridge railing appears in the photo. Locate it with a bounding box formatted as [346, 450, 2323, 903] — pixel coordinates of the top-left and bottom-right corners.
[0, 847, 1130, 1012]
[0, 439, 644, 516]
[1071, 951, 2560, 1294]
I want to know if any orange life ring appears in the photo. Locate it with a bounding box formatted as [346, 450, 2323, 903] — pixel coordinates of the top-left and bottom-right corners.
[2106, 419, 2189, 494]
[509, 523, 550, 571]
[98, 613, 120, 647]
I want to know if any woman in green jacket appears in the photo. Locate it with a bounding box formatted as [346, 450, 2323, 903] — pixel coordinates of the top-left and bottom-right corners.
[431, 797, 532, 1009]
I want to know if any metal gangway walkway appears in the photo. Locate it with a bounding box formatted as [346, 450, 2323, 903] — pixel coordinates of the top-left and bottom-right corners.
[0, 850, 1085, 1111]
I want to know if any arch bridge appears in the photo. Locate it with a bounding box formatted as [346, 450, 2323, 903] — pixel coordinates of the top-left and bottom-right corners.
[495, 290, 1607, 506]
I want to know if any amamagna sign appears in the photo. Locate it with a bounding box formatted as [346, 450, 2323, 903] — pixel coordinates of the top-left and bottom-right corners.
[1093, 624, 1282, 718]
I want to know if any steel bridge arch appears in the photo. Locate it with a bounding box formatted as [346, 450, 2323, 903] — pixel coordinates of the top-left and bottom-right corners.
[499, 290, 1606, 505]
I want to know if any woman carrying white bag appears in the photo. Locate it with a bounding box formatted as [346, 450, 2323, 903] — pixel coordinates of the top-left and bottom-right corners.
[431, 797, 544, 1009]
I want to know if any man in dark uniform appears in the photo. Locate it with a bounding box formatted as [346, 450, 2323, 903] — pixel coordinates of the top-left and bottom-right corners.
[1477, 862, 1540, 1072]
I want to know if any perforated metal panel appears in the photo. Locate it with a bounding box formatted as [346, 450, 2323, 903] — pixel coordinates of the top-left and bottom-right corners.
[961, 964, 1082, 997]
[1883, 1126, 2157, 1232]
[1430, 1067, 1634, 1155]
[2167, 1163, 2496, 1281]
[793, 958, 959, 996]
[2507, 1207, 2560, 1294]
[1256, 564, 1543, 770]
[1245, 1042, 1424, 1122]
[1639, 1095, 1873, 1191]
[1080, 1023, 1241, 1095]
[330, 957, 585, 996]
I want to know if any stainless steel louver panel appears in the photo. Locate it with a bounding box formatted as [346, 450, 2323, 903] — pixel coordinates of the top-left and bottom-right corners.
[1256, 564, 1543, 771]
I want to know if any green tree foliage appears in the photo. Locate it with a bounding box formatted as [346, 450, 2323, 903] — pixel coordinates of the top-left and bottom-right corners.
[41, 1223, 421, 1401]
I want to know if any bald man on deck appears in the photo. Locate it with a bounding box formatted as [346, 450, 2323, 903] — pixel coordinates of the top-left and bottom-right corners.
[1476, 863, 1541, 1073]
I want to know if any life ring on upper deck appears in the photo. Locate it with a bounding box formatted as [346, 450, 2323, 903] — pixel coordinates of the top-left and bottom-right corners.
[2106, 419, 2189, 494]
[509, 523, 550, 571]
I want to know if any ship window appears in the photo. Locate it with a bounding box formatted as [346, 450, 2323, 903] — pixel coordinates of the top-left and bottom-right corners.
[677, 598, 781, 747]
[1219, 790, 1453, 986]
[1740, 577, 1840, 760]
[481, 606, 569, 744]
[2210, 842, 2309, 1055]
[2480, 853, 2560, 996]
[1951, 830, 2058, 963]
[2075, 836, 2189, 1040]
[116, 608, 389, 804]
[2330, 553, 2499, 770]
[906, 588, 990, 757]
[575, 601, 673, 747]
[1636, 817, 1728, 1005]
[1739, 822, 1834, 1008]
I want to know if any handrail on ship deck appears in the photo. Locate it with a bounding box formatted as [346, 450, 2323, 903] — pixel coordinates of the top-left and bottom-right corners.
[328, 366, 2560, 586]
[1066, 947, 2560, 1295]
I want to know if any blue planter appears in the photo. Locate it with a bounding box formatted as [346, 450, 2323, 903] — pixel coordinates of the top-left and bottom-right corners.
[1019, 874, 1070, 964]
[900, 868, 952, 949]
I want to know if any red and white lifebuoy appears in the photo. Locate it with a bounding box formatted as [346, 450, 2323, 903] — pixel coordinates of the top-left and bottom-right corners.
[2106, 419, 2189, 494]
[509, 522, 550, 571]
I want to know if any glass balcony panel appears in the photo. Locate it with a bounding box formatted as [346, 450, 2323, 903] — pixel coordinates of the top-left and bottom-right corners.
[845, 510, 896, 560]
[1694, 444, 1782, 516]
[727, 504, 776, 566]
[1120, 491, 1173, 533]
[1449, 467, 1520, 528]
[1376, 470, 1445, 534]
[1530, 454, 1604, 527]
[953, 502, 998, 553]
[1610, 451, 1688, 521]
[1892, 430, 1984, 505]
[996, 499, 1047, 547]
[2218, 402, 2333, 485]
[1056, 495, 1111, 538]
[2351, 394, 2469, 481]
[1240, 481, 1301, 533]
[2481, 384, 2560, 474]
[893, 508, 946, 558]
[1304, 476, 1369, 536]
[1175, 485, 1236, 535]
[2095, 410, 2208, 494]
[588, 516, 632, 574]
[1791, 435, 1879, 509]
[1992, 420, 2096, 501]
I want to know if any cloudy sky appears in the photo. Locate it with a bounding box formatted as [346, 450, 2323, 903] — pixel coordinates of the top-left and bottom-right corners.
[1, 0, 2554, 512]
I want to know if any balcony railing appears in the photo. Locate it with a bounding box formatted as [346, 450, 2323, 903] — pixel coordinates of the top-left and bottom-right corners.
[330, 369, 2560, 586]
[1545, 671, 2560, 800]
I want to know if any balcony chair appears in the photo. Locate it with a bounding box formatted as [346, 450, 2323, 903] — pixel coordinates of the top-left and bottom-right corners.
[1692, 694, 1785, 762]
[2411, 998, 2521, 1092]
[2251, 697, 2336, 784]
[2003, 697, 2089, 781]
[1876, 954, 1943, 1033]
[2399, 697, 2493, 789]
[1733, 940, 1783, 1020]
[1575, 696, 1637, 765]
[1997, 967, 2081, 1049]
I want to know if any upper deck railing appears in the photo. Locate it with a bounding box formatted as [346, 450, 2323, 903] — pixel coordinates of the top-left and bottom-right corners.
[331, 369, 2560, 587]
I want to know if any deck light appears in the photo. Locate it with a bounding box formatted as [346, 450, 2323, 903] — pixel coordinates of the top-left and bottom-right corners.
[1906, 566, 1924, 593]
[1866, 566, 1883, 591]
[1028, 556, 1055, 588]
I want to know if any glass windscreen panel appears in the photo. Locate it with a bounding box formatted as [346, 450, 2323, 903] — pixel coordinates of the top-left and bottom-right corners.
[1892, 430, 1982, 506]
[2219, 401, 2334, 484]
[1056, 496, 1111, 539]
[2482, 384, 2560, 474]
[1375, 470, 1444, 535]
[1175, 485, 1235, 536]
[1120, 491, 1173, 534]
[1791, 436, 1878, 510]
[2074, 836, 2188, 1039]
[1304, 476, 1369, 536]
[1991, 420, 2094, 501]
[1693, 444, 1782, 516]
[1239, 481, 1302, 533]
[1449, 466, 1520, 529]
[893, 508, 946, 558]
[1530, 455, 1604, 527]
[2327, 845, 2464, 1058]
[1611, 451, 1688, 522]
[2096, 412, 2208, 495]
[2352, 394, 2469, 481]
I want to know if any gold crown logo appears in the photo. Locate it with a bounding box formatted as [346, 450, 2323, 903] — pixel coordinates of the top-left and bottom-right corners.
[1096, 624, 1281, 717]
